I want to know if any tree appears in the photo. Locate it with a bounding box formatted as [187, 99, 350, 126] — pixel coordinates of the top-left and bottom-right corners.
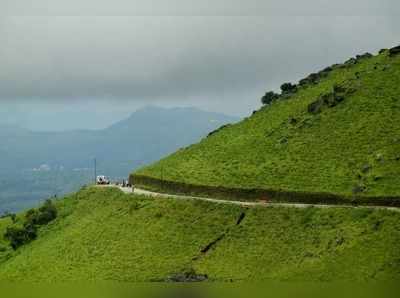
[37, 199, 57, 225]
[261, 91, 279, 105]
[4, 225, 37, 250]
[280, 82, 297, 94]
[3, 199, 58, 250]
[25, 200, 57, 226]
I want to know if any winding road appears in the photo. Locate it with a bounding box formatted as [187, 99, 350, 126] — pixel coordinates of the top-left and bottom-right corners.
[100, 185, 400, 212]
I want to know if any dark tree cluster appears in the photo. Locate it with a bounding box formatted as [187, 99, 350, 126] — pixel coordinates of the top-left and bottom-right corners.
[260, 83, 298, 106]
[4, 199, 57, 250]
[261, 51, 375, 106]
[389, 45, 400, 57]
[261, 91, 280, 105]
[280, 82, 297, 94]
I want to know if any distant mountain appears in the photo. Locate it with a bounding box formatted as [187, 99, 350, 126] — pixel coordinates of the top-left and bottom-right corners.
[0, 107, 239, 212]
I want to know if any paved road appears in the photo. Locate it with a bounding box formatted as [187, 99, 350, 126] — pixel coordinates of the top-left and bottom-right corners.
[100, 185, 400, 212]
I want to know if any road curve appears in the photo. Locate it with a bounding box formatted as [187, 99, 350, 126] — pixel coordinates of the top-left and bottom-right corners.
[99, 185, 400, 212]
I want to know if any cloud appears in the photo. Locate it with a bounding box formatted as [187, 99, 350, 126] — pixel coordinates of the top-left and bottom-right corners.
[2, 0, 400, 16]
[0, 15, 399, 105]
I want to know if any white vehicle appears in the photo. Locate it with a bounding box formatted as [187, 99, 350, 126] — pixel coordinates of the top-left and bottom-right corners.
[96, 175, 110, 185]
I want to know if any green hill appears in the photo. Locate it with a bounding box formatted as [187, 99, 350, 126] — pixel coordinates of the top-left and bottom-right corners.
[1, 187, 399, 281]
[132, 47, 400, 204]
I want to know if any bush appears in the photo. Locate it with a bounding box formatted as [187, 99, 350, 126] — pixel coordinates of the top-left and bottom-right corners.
[0, 212, 17, 223]
[261, 91, 280, 105]
[25, 209, 40, 226]
[10, 213, 17, 223]
[3, 199, 57, 250]
[38, 199, 58, 225]
[280, 82, 297, 94]
[25, 200, 57, 227]
[389, 45, 400, 57]
[4, 225, 37, 250]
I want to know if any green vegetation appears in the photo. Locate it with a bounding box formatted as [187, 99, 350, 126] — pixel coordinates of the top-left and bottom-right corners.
[0, 187, 399, 281]
[133, 49, 400, 201]
[4, 199, 57, 250]
[1, 48, 400, 282]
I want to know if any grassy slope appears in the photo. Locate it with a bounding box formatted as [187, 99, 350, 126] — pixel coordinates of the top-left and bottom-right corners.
[134, 51, 400, 197]
[0, 188, 399, 281]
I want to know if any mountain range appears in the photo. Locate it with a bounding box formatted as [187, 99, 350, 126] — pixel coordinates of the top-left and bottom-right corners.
[0, 106, 238, 212]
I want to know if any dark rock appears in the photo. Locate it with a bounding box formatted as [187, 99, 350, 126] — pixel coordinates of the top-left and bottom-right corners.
[322, 92, 340, 107]
[308, 99, 324, 114]
[308, 84, 355, 114]
[389, 45, 400, 57]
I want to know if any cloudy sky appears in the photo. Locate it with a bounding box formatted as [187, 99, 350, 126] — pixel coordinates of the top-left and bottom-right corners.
[1, 1, 399, 130]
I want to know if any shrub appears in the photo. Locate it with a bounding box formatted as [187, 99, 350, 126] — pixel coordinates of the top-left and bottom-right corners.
[3, 199, 57, 250]
[25, 209, 40, 226]
[37, 199, 58, 225]
[4, 225, 37, 250]
[261, 91, 280, 105]
[299, 73, 319, 86]
[24, 200, 57, 227]
[389, 45, 400, 57]
[10, 213, 17, 223]
[280, 82, 297, 94]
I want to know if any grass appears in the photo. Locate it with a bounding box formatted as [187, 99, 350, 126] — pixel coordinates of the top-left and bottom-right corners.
[0, 187, 399, 281]
[134, 50, 400, 199]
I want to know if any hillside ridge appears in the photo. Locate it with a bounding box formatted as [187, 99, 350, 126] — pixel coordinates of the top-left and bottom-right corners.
[1, 187, 400, 281]
[133, 46, 400, 204]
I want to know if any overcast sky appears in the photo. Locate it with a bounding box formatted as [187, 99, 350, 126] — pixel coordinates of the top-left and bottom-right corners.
[0, 1, 399, 130]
